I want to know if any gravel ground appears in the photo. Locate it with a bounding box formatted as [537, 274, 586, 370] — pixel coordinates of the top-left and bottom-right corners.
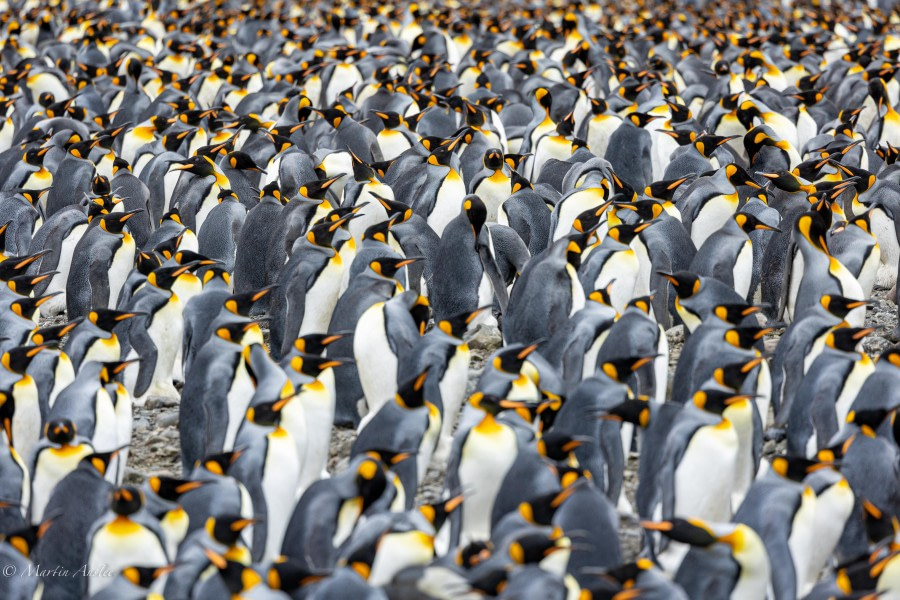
[106, 289, 897, 561]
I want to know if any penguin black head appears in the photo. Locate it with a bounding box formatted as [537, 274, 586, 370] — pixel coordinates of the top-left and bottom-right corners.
[22, 146, 48, 166]
[99, 360, 139, 384]
[2, 343, 53, 374]
[205, 514, 254, 547]
[606, 221, 654, 245]
[846, 408, 893, 438]
[733, 211, 778, 233]
[600, 399, 651, 427]
[204, 549, 261, 594]
[148, 476, 203, 502]
[537, 431, 592, 462]
[462, 195, 487, 236]
[199, 264, 230, 286]
[826, 326, 873, 353]
[691, 133, 736, 158]
[723, 325, 774, 349]
[588, 97, 609, 115]
[174, 250, 216, 267]
[287, 354, 346, 378]
[713, 357, 765, 391]
[373, 111, 403, 130]
[246, 396, 291, 427]
[437, 306, 489, 340]
[419, 494, 464, 531]
[147, 262, 198, 290]
[6, 271, 53, 296]
[224, 287, 275, 317]
[820, 295, 868, 318]
[658, 271, 700, 299]
[458, 540, 493, 569]
[299, 174, 344, 199]
[712, 302, 762, 325]
[427, 144, 454, 167]
[31, 318, 81, 345]
[224, 152, 263, 173]
[215, 321, 261, 345]
[600, 355, 655, 383]
[267, 556, 327, 592]
[354, 456, 390, 510]
[259, 182, 284, 204]
[82, 449, 118, 478]
[120, 565, 171, 589]
[723, 164, 762, 189]
[564, 230, 595, 268]
[626, 111, 659, 129]
[692, 388, 753, 415]
[508, 529, 569, 565]
[88, 308, 142, 331]
[97, 210, 141, 234]
[643, 176, 691, 202]
[770, 456, 830, 482]
[641, 518, 720, 547]
[395, 368, 430, 409]
[861, 499, 900, 548]
[469, 392, 531, 420]
[45, 418, 76, 445]
[368, 256, 420, 280]
[292, 333, 346, 357]
[482, 148, 504, 171]
[306, 214, 352, 248]
[662, 129, 697, 147]
[0, 250, 50, 282]
[8, 292, 58, 320]
[362, 216, 395, 244]
[510, 169, 532, 193]
[199, 450, 243, 475]
[491, 343, 539, 374]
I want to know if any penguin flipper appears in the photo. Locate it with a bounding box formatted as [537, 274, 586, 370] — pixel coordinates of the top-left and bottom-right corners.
[776, 240, 797, 323]
[477, 238, 509, 314]
[88, 246, 114, 310]
[128, 319, 158, 398]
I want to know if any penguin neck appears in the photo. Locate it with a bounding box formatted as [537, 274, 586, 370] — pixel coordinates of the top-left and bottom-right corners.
[475, 412, 503, 434]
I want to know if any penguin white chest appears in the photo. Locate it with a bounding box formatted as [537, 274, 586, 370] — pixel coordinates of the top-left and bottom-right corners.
[354, 303, 397, 416]
[225, 358, 255, 451]
[787, 488, 818, 599]
[107, 235, 136, 309]
[143, 296, 184, 398]
[674, 420, 738, 522]
[733, 240, 754, 300]
[475, 175, 512, 223]
[262, 429, 301, 560]
[41, 223, 88, 317]
[93, 388, 119, 453]
[871, 207, 899, 289]
[691, 195, 738, 249]
[377, 129, 413, 161]
[297, 382, 332, 488]
[458, 422, 518, 545]
[803, 480, 853, 594]
[88, 520, 167, 595]
[595, 250, 639, 312]
[12, 379, 40, 462]
[31, 446, 92, 523]
[300, 255, 344, 335]
[370, 531, 434, 587]
[428, 171, 467, 237]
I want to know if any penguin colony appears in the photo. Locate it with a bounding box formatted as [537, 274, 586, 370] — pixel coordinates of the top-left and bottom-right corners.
[1, 0, 900, 598]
